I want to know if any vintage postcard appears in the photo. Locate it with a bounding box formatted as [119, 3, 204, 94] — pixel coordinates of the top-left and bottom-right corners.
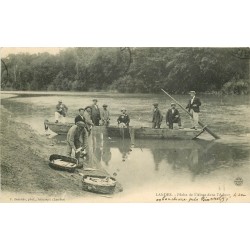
[1, 47, 250, 202]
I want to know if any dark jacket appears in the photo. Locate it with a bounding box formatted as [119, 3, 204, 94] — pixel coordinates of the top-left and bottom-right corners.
[186, 96, 201, 113]
[75, 115, 85, 124]
[91, 105, 101, 120]
[152, 108, 163, 124]
[117, 114, 130, 126]
[166, 108, 180, 123]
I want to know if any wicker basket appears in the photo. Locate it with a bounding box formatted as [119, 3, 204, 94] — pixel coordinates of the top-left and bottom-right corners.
[49, 154, 78, 172]
[82, 175, 116, 194]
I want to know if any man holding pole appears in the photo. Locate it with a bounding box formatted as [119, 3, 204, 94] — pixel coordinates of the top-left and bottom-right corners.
[186, 91, 201, 130]
[161, 88, 220, 139]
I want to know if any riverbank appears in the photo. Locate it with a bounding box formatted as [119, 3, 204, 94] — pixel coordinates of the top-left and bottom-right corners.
[0, 105, 121, 202]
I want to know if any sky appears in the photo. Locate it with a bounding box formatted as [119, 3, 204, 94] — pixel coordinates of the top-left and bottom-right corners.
[0, 47, 65, 58]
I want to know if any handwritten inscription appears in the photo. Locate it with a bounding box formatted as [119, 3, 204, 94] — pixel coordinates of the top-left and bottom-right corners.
[156, 192, 247, 203]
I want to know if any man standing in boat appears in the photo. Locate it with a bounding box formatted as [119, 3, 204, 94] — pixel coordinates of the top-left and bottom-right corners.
[166, 103, 182, 129]
[152, 103, 163, 129]
[83, 106, 94, 135]
[75, 108, 85, 124]
[100, 104, 110, 126]
[55, 100, 68, 123]
[91, 99, 101, 126]
[117, 108, 130, 128]
[66, 121, 88, 161]
[186, 91, 201, 130]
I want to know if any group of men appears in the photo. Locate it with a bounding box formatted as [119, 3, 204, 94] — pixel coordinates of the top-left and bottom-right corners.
[55, 99, 110, 126]
[54, 99, 111, 161]
[55, 91, 201, 161]
[152, 90, 201, 130]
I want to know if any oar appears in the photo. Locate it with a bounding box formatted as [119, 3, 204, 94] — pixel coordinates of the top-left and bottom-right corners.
[161, 89, 220, 139]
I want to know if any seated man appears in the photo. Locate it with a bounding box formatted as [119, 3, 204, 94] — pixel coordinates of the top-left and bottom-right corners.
[166, 103, 182, 129]
[117, 108, 130, 128]
[55, 100, 68, 123]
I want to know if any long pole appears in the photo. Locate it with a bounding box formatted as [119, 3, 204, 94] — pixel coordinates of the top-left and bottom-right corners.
[161, 89, 220, 139]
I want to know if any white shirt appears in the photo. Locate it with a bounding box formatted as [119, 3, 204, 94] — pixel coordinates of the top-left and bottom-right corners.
[191, 96, 195, 104]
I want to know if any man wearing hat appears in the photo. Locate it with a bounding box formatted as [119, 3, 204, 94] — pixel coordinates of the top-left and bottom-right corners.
[152, 103, 163, 129]
[186, 91, 201, 129]
[91, 99, 101, 126]
[75, 108, 86, 124]
[166, 103, 182, 129]
[117, 108, 130, 128]
[66, 121, 88, 161]
[55, 100, 68, 123]
[100, 104, 110, 126]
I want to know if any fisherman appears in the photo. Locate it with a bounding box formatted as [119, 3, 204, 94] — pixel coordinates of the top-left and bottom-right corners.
[83, 106, 94, 135]
[152, 103, 163, 129]
[100, 104, 110, 126]
[66, 121, 88, 161]
[186, 91, 201, 130]
[166, 103, 182, 129]
[55, 100, 68, 123]
[117, 108, 130, 128]
[75, 108, 85, 124]
[91, 99, 101, 126]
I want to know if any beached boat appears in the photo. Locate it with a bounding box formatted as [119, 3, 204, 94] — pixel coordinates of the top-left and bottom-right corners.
[45, 121, 73, 134]
[44, 120, 205, 139]
[44, 120, 105, 135]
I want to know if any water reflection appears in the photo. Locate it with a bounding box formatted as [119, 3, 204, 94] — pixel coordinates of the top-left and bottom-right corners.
[50, 130, 250, 180]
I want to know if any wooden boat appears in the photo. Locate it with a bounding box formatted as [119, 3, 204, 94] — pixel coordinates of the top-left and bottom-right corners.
[44, 120, 205, 140]
[45, 121, 73, 134]
[107, 126, 205, 140]
[82, 175, 117, 194]
[134, 127, 204, 140]
[49, 154, 78, 172]
[44, 120, 105, 135]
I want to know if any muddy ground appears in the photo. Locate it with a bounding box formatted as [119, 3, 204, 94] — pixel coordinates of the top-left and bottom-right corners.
[0, 106, 120, 202]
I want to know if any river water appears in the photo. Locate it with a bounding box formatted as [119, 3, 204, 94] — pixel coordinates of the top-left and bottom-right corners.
[1, 91, 250, 200]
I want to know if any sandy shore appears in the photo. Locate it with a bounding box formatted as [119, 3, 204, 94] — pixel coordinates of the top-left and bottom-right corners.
[0, 104, 121, 202]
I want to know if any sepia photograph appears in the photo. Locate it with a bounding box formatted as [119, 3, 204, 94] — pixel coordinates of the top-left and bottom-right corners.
[1, 47, 250, 202]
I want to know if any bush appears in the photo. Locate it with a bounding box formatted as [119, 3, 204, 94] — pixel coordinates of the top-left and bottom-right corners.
[222, 79, 249, 94]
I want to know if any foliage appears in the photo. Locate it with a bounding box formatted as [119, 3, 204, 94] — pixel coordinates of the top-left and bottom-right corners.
[222, 79, 249, 95]
[1, 47, 249, 94]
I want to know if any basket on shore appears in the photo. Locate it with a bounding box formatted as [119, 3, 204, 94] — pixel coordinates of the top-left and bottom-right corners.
[49, 154, 78, 172]
[82, 175, 117, 194]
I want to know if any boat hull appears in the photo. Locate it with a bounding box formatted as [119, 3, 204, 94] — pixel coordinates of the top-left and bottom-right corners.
[45, 121, 203, 140]
[134, 127, 202, 140]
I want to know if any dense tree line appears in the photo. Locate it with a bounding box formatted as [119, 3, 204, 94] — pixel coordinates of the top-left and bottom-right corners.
[1, 47, 249, 94]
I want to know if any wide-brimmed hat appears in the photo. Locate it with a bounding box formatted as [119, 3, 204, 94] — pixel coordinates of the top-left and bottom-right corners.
[92, 99, 98, 102]
[76, 121, 86, 127]
[153, 103, 159, 106]
[58, 100, 62, 103]
[189, 91, 196, 94]
[171, 103, 176, 106]
[103, 104, 108, 107]
[121, 108, 126, 111]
